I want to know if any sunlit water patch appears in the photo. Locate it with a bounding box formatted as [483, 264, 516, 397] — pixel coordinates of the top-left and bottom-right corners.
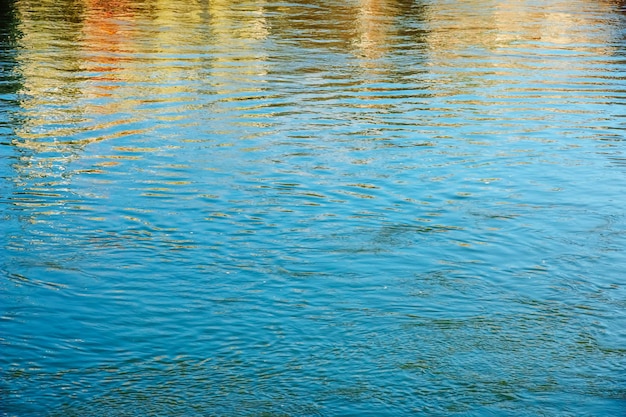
[1, 0, 626, 415]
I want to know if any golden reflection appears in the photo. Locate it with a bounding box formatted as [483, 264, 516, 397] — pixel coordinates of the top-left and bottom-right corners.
[492, 0, 625, 47]
[11, 0, 415, 140]
[424, 0, 497, 62]
[14, 0, 85, 150]
[205, 0, 270, 97]
[81, 0, 136, 100]
[9, 0, 625, 156]
[354, 0, 396, 60]
[425, 0, 620, 64]
[420, 0, 624, 101]
[208, 0, 269, 41]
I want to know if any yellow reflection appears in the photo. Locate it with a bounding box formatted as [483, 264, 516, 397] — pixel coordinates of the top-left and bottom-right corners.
[424, 0, 497, 61]
[81, 0, 137, 102]
[206, 0, 270, 100]
[424, 0, 620, 64]
[208, 0, 269, 41]
[354, 0, 396, 60]
[421, 0, 622, 99]
[493, 0, 623, 47]
[14, 0, 86, 151]
[11, 0, 623, 156]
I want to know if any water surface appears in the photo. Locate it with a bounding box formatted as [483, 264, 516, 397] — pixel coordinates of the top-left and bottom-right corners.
[1, 0, 626, 415]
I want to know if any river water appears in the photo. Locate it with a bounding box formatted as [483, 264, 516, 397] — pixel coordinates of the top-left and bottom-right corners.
[1, 0, 625, 415]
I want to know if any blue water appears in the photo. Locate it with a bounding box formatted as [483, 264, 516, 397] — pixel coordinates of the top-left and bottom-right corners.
[1, 0, 626, 415]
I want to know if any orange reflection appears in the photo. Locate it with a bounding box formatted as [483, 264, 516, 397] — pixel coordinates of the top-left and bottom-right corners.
[81, 0, 135, 98]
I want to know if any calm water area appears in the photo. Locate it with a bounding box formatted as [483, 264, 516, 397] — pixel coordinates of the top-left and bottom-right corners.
[1, 0, 626, 415]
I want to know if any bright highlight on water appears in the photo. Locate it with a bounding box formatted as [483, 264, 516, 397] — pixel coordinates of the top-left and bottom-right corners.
[1, 0, 625, 415]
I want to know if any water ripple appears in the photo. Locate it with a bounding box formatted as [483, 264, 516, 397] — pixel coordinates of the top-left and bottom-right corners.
[2, 0, 626, 415]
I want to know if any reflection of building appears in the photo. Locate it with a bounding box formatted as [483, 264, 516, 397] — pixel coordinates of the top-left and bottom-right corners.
[11, 0, 276, 154]
[425, 0, 620, 62]
[422, 0, 620, 94]
[13, 0, 623, 154]
[204, 0, 270, 87]
[207, 0, 269, 42]
[493, 0, 625, 47]
[81, 0, 135, 99]
[424, 0, 497, 66]
[266, 0, 419, 62]
[13, 0, 87, 153]
[355, 0, 395, 60]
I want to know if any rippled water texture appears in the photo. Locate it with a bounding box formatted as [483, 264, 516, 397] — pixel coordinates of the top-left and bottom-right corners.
[1, 0, 626, 415]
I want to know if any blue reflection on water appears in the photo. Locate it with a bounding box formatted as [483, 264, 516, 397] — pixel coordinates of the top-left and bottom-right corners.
[1, 0, 626, 415]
